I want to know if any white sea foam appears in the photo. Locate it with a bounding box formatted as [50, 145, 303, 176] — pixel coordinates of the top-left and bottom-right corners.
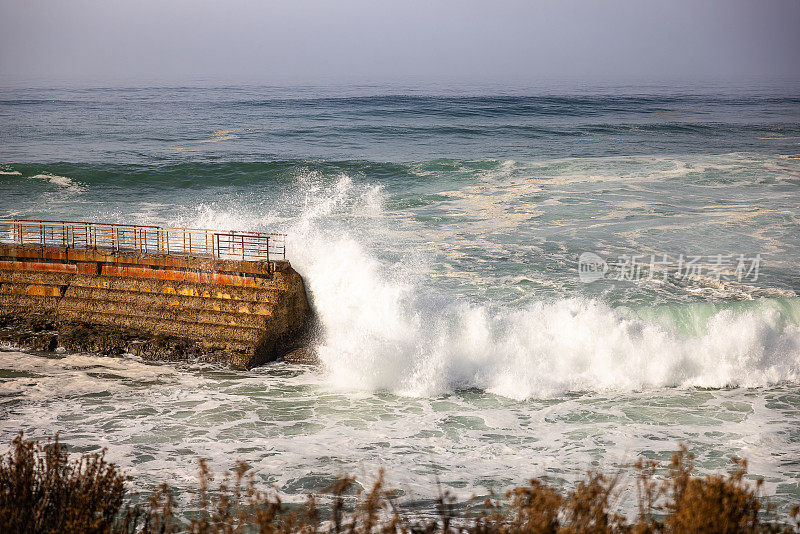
[106, 156, 800, 401]
[0, 169, 21, 175]
[225, 172, 800, 400]
[314, 282, 800, 400]
[30, 173, 79, 189]
[2, 347, 795, 513]
[194, 129, 240, 143]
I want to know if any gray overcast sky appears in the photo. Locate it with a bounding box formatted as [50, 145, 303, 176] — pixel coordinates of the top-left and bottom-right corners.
[1, 0, 799, 87]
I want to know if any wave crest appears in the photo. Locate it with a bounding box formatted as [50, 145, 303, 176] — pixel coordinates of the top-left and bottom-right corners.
[275, 174, 800, 399]
[178, 170, 800, 399]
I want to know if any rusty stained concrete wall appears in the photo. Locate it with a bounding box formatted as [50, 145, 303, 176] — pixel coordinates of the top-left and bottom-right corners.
[0, 244, 310, 368]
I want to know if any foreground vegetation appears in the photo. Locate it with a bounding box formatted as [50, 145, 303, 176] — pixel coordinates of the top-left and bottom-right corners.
[0, 433, 798, 533]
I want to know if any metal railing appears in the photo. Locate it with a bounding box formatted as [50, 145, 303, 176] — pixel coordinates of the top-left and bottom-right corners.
[0, 219, 286, 262]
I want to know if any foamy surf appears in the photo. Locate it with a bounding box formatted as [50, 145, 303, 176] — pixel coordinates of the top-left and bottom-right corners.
[29, 173, 81, 189]
[304, 240, 800, 399]
[2, 346, 795, 515]
[184, 171, 800, 400]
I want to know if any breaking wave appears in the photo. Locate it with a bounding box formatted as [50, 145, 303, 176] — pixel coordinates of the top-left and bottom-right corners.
[187, 172, 800, 400]
[29, 173, 79, 189]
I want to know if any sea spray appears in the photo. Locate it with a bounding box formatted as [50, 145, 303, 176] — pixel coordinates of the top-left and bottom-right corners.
[186, 172, 800, 399]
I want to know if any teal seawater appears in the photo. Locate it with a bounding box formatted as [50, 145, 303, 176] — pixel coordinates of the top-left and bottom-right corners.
[0, 85, 799, 516]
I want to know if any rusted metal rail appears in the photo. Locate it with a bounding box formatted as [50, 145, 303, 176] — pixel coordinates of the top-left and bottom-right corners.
[0, 219, 286, 261]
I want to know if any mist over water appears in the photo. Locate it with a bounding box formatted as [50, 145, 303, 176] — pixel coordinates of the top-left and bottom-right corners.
[1, 85, 800, 515]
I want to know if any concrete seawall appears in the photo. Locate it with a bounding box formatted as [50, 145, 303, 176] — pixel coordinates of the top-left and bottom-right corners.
[0, 243, 310, 368]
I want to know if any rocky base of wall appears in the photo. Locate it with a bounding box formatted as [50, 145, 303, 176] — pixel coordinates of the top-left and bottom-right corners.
[0, 312, 315, 368]
[0, 313, 59, 352]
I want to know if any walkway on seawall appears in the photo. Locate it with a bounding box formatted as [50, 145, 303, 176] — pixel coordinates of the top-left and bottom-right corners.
[0, 219, 311, 368]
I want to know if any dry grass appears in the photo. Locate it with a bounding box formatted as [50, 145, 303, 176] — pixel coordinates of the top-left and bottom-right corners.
[1, 433, 798, 533]
[0, 432, 124, 533]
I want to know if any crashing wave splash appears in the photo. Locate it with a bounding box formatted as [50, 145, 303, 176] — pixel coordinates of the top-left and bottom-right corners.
[178, 171, 800, 400]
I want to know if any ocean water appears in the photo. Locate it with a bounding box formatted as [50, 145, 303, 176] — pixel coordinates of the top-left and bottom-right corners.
[1, 84, 799, 515]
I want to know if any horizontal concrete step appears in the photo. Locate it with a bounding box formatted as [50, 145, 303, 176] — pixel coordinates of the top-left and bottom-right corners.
[1, 282, 64, 298]
[68, 275, 283, 304]
[0, 293, 62, 312]
[0, 258, 287, 291]
[0, 281, 278, 319]
[65, 285, 276, 315]
[0, 270, 76, 286]
[98, 264, 266, 288]
[0, 260, 77, 275]
[58, 296, 270, 330]
[58, 309, 265, 348]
